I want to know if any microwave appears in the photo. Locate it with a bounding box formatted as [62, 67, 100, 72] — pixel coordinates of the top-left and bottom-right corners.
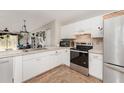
[59, 39, 74, 47]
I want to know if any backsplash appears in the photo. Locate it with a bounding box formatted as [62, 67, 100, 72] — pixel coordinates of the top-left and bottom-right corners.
[74, 34, 92, 43]
[92, 37, 103, 49]
[73, 33, 103, 49]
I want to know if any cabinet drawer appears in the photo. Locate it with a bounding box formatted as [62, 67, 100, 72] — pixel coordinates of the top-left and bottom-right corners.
[23, 51, 56, 60]
[89, 53, 103, 61]
[22, 58, 44, 81]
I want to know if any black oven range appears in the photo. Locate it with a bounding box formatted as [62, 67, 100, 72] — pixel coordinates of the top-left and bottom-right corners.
[70, 43, 93, 76]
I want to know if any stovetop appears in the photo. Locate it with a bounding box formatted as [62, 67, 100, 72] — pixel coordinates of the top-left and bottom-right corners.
[71, 45, 93, 52]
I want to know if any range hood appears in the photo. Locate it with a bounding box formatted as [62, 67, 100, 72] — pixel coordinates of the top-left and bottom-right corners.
[74, 31, 91, 36]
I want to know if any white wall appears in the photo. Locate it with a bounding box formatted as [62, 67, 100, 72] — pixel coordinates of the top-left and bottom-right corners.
[35, 20, 61, 47]
[48, 20, 61, 47]
[0, 10, 61, 47]
[0, 11, 44, 32]
[61, 15, 103, 39]
[54, 21, 61, 46]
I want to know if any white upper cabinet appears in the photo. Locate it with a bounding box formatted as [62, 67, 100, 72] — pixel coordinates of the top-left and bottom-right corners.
[90, 16, 103, 37]
[61, 16, 103, 39]
[61, 24, 78, 39]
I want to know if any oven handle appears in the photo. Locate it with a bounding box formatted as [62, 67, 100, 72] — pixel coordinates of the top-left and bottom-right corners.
[70, 50, 88, 53]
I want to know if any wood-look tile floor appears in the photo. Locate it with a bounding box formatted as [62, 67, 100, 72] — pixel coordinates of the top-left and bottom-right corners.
[26, 65, 102, 83]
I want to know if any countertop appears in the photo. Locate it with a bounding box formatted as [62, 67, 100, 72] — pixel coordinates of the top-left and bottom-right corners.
[88, 48, 103, 54]
[0, 47, 70, 59]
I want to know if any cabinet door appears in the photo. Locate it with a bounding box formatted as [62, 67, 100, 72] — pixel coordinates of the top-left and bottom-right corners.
[49, 51, 61, 68]
[13, 56, 22, 83]
[89, 53, 103, 80]
[39, 55, 53, 72]
[22, 57, 44, 81]
[60, 49, 70, 66]
[61, 25, 77, 39]
[0, 58, 13, 83]
[91, 17, 103, 37]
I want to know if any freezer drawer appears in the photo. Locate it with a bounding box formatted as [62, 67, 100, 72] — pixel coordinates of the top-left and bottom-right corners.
[103, 63, 124, 83]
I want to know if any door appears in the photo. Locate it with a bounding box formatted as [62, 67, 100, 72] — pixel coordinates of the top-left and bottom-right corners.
[104, 15, 124, 66]
[0, 58, 13, 83]
[104, 63, 124, 83]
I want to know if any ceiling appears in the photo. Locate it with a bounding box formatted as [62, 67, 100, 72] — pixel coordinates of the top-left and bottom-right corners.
[0, 10, 115, 32]
[40, 10, 114, 25]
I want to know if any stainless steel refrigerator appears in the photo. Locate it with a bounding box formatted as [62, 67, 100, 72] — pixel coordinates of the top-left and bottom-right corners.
[104, 14, 124, 83]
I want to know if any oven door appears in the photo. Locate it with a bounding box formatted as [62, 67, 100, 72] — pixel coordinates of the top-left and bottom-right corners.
[70, 50, 88, 68]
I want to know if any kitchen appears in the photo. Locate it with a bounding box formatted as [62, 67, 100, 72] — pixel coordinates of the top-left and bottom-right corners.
[0, 10, 124, 83]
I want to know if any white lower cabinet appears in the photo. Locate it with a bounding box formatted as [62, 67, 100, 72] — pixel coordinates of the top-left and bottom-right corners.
[89, 53, 103, 80]
[49, 51, 61, 68]
[22, 49, 70, 81]
[13, 56, 23, 83]
[0, 49, 70, 83]
[22, 57, 42, 81]
[22, 53, 51, 81]
[60, 49, 70, 66]
[0, 57, 13, 83]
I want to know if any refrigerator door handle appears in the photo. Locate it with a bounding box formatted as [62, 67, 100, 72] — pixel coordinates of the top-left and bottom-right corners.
[104, 63, 124, 73]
